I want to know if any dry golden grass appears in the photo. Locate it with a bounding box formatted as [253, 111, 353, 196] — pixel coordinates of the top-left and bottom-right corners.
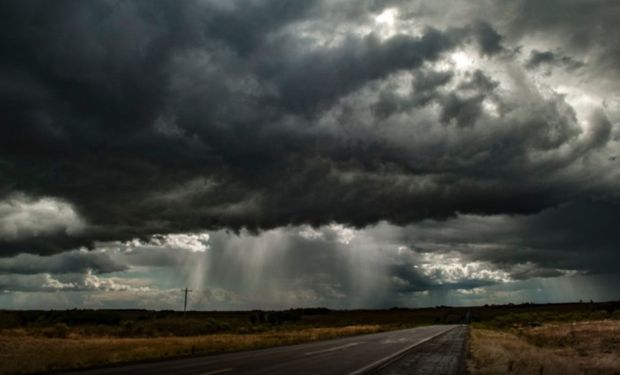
[468, 320, 620, 375]
[0, 324, 384, 375]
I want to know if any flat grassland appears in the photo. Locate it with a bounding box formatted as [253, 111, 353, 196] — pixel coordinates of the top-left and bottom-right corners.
[0, 307, 459, 374]
[0, 325, 384, 374]
[2, 302, 619, 375]
[468, 305, 620, 375]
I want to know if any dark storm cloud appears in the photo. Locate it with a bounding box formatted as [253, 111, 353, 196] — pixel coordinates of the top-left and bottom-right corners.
[501, 0, 620, 88]
[471, 20, 504, 56]
[0, 250, 126, 275]
[526, 50, 584, 71]
[0, 0, 618, 263]
[259, 28, 461, 115]
[393, 200, 620, 278]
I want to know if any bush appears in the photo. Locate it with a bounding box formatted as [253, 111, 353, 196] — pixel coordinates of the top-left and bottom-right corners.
[41, 323, 70, 338]
[0, 312, 20, 329]
[248, 310, 302, 326]
[249, 310, 266, 325]
[118, 318, 232, 337]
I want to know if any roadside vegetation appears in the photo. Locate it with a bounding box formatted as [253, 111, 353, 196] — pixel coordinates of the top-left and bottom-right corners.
[468, 303, 620, 375]
[0, 307, 464, 374]
[0, 325, 385, 374]
[2, 302, 619, 374]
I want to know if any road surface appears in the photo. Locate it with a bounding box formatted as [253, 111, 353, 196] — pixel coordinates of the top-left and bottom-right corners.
[372, 325, 468, 375]
[60, 325, 466, 375]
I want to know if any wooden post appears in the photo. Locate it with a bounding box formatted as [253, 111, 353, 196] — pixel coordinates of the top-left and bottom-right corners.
[183, 287, 192, 316]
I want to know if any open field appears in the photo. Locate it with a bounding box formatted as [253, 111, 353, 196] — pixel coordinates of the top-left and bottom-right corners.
[1, 301, 619, 374]
[0, 307, 461, 339]
[0, 307, 463, 374]
[468, 307, 620, 375]
[0, 325, 387, 375]
[469, 321, 620, 375]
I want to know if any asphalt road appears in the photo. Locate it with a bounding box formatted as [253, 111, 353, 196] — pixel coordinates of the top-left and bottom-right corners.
[372, 325, 468, 375]
[61, 325, 464, 375]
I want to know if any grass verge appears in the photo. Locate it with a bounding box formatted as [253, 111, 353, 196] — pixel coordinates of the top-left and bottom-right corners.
[468, 320, 620, 375]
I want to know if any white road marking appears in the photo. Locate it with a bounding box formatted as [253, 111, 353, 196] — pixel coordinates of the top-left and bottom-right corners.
[304, 342, 364, 356]
[381, 337, 409, 344]
[198, 368, 233, 375]
[347, 326, 457, 375]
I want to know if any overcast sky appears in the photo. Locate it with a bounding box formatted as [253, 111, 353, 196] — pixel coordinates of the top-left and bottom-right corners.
[1, 0, 619, 310]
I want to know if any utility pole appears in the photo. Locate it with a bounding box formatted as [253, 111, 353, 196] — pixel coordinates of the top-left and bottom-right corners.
[182, 287, 192, 317]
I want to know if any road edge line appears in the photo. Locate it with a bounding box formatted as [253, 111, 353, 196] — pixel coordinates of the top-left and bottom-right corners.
[347, 325, 460, 375]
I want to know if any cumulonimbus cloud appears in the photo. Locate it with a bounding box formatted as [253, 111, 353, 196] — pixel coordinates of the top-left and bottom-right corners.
[0, 0, 618, 262]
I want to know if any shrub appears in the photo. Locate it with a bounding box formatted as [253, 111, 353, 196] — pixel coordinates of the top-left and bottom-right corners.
[41, 323, 70, 338]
